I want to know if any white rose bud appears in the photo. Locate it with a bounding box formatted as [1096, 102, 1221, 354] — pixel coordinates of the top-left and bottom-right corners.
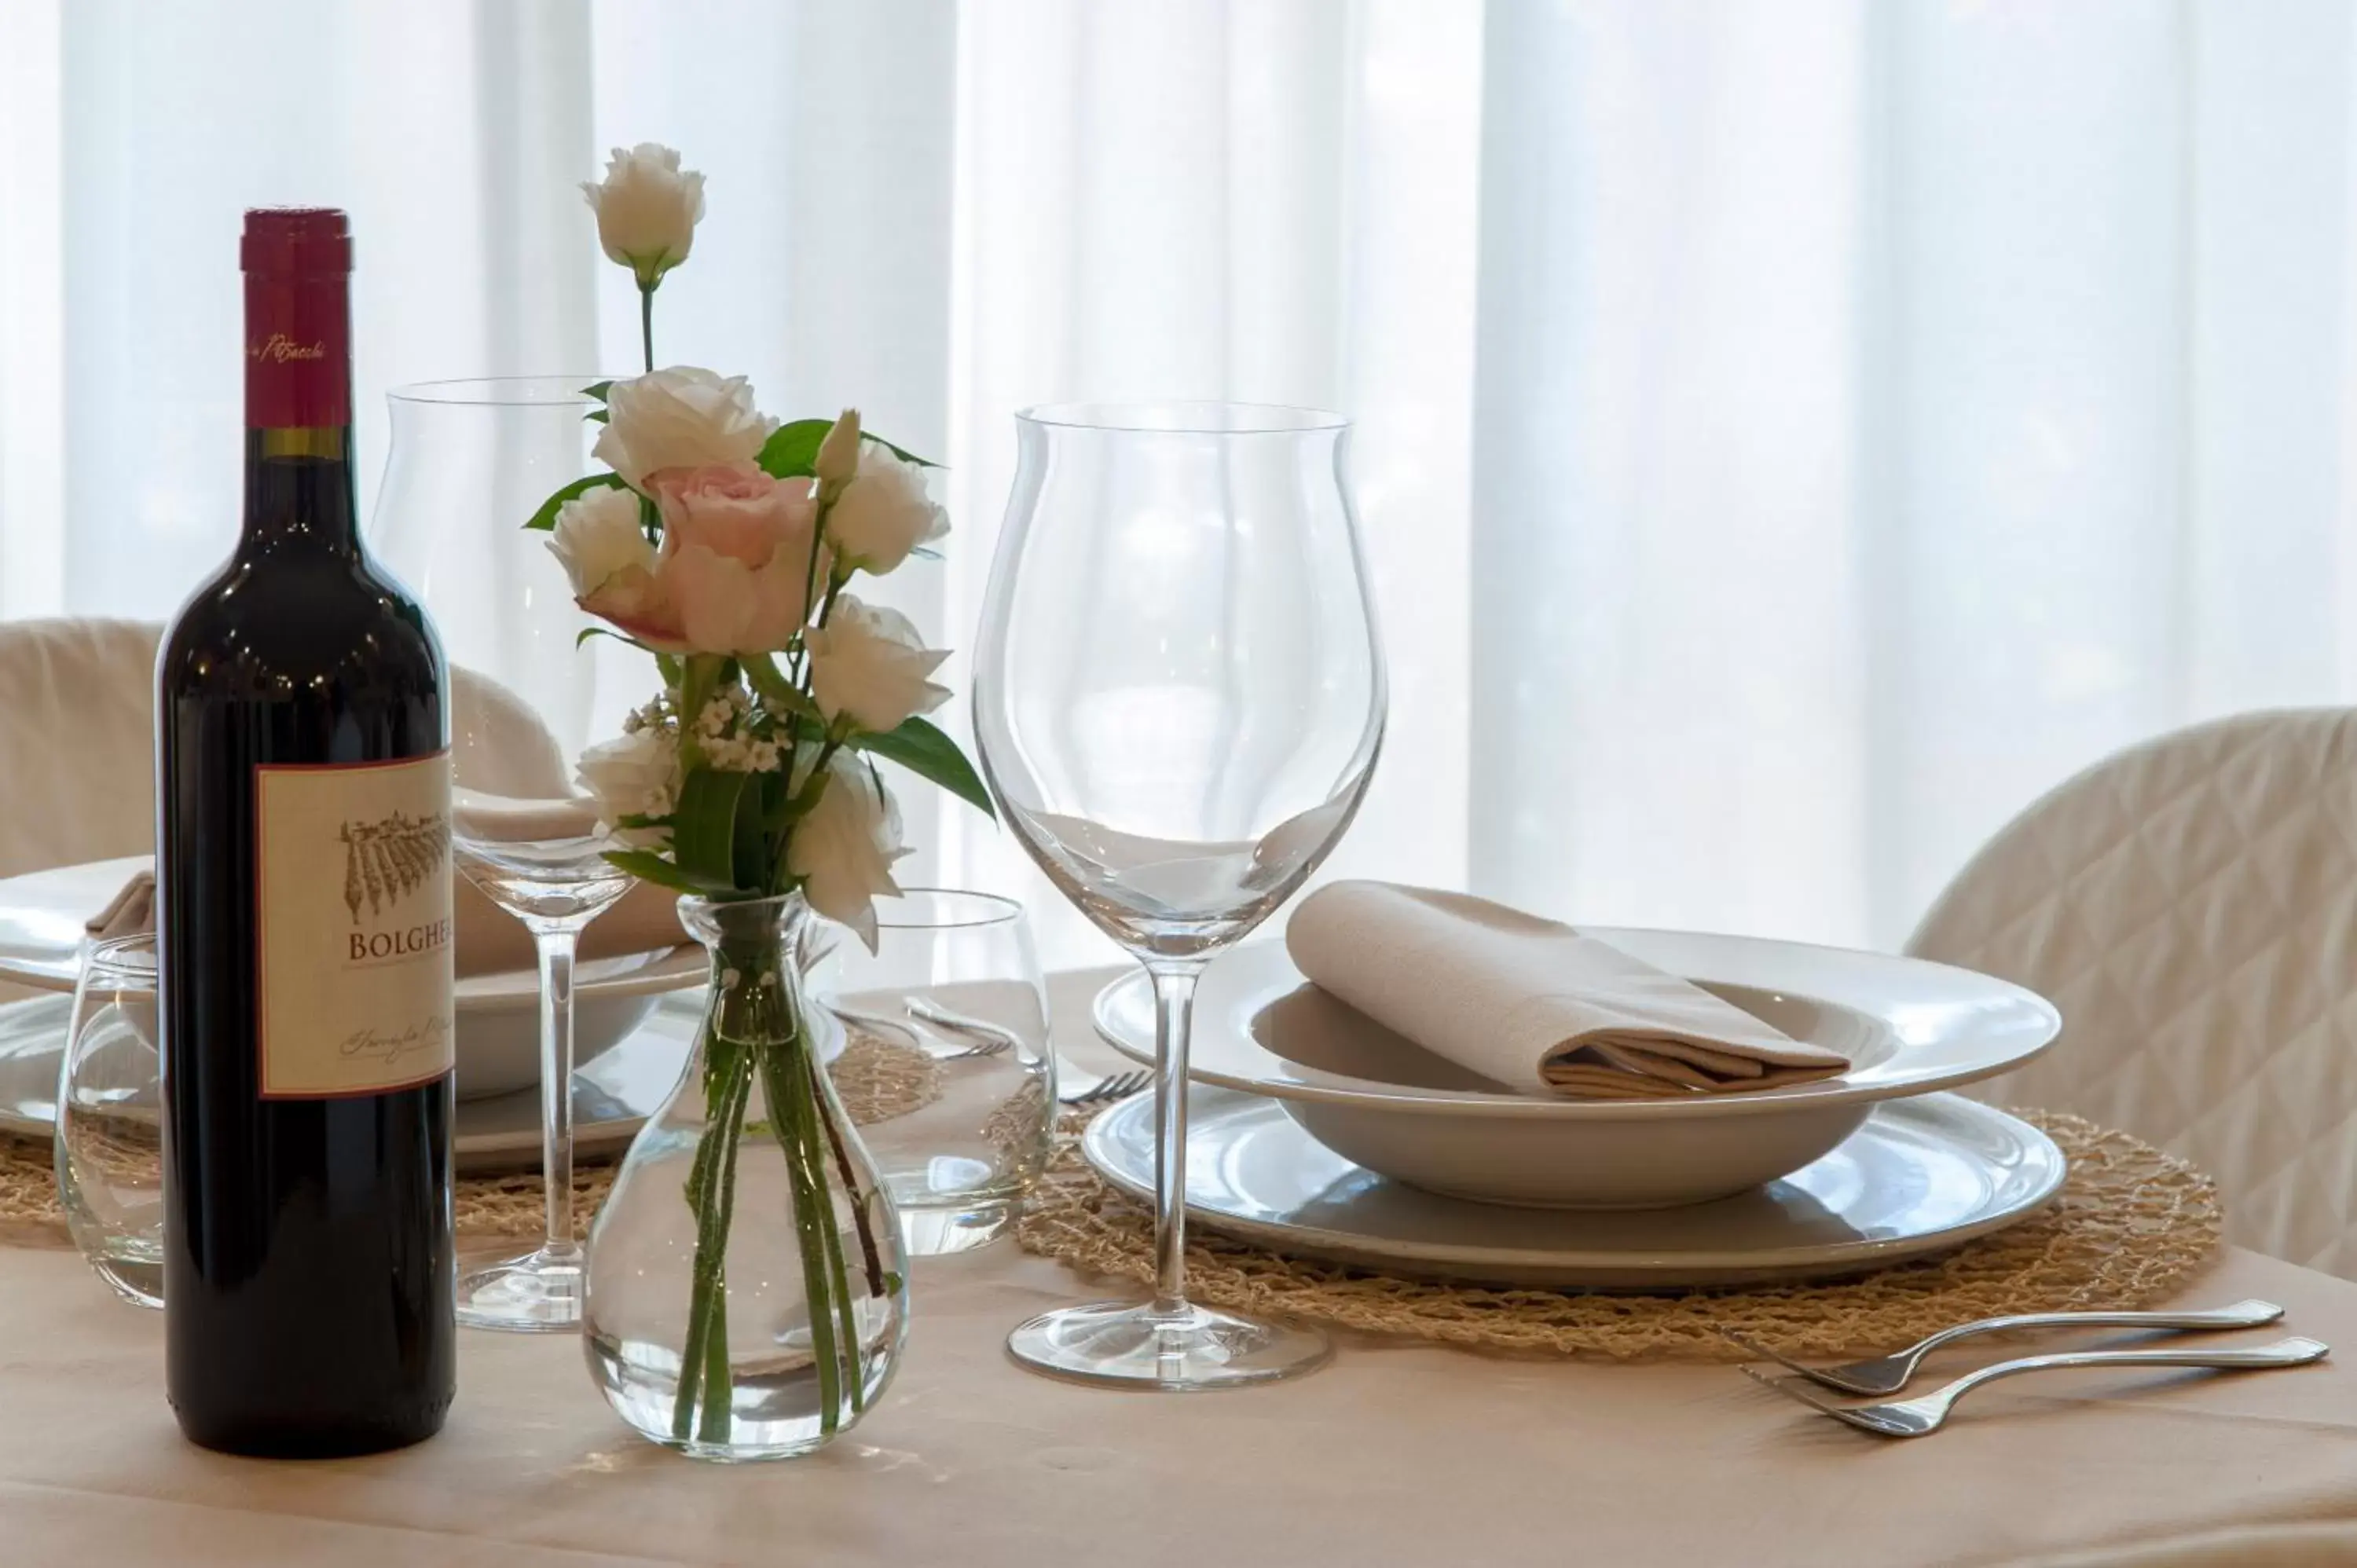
[592, 366, 779, 492]
[805, 596, 951, 734]
[581, 143, 706, 286]
[547, 483, 653, 599]
[576, 727, 680, 846]
[814, 408, 862, 492]
[826, 443, 948, 576]
[788, 752, 909, 951]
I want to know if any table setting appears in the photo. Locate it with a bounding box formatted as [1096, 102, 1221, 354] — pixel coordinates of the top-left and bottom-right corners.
[5, 139, 2357, 1568]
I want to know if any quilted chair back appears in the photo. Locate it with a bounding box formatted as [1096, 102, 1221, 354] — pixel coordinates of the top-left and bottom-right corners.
[1907, 709, 2357, 1277]
[0, 619, 162, 880]
[0, 616, 559, 881]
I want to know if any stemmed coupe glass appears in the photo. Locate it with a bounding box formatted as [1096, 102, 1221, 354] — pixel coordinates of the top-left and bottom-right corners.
[972, 401, 1387, 1388]
[372, 376, 640, 1331]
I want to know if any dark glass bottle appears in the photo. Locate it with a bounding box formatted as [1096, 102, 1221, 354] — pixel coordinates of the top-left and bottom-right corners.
[156, 208, 456, 1457]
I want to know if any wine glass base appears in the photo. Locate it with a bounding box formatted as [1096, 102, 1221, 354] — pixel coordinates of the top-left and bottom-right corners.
[1006, 1299, 1332, 1390]
[456, 1245, 585, 1333]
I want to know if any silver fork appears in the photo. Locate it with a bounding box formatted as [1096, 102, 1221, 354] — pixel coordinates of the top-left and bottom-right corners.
[904, 997, 1023, 1057]
[1060, 1068, 1149, 1106]
[830, 1001, 1012, 1061]
[1721, 1299, 2286, 1396]
[1743, 1335, 2330, 1438]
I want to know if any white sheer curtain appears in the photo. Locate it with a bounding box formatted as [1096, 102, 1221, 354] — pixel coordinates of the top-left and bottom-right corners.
[2, 0, 2354, 968]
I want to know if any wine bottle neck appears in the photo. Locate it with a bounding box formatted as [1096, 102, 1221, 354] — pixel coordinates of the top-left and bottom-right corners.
[242, 214, 357, 553]
[243, 429, 359, 552]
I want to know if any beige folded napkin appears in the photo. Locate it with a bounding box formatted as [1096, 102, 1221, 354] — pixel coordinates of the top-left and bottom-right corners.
[93, 863, 687, 977]
[1284, 882, 1850, 1100]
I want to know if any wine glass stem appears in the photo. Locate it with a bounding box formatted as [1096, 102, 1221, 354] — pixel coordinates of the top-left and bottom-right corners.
[533, 925, 581, 1262]
[1146, 960, 1204, 1317]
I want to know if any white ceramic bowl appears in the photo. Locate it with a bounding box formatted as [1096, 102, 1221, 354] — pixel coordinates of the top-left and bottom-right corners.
[1093, 933, 2061, 1209]
[105, 944, 702, 1101]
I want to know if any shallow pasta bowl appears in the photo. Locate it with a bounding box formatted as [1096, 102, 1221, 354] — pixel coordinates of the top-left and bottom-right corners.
[1093, 934, 2061, 1208]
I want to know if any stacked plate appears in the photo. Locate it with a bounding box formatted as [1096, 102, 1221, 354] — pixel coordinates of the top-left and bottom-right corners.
[0, 855, 706, 1170]
[1090, 932, 2065, 1288]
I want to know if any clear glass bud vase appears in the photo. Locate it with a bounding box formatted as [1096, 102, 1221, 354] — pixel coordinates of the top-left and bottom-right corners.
[583, 893, 907, 1461]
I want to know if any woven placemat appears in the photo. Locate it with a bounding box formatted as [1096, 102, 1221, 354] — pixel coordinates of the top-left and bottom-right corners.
[1015, 1108, 2224, 1361]
[0, 1030, 945, 1246]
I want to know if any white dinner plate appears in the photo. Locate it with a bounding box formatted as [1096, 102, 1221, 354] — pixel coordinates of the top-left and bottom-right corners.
[1083, 1085, 2068, 1288]
[0, 855, 704, 1097]
[0, 991, 697, 1173]
[0, 854, 704, 1006]
[1093, 937, 2060, 1207]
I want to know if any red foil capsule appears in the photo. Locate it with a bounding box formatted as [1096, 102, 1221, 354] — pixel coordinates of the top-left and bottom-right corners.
[241, 207, 351, 430]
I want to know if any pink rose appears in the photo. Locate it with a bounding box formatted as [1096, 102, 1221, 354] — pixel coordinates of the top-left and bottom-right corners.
[578, 463, 825, 656]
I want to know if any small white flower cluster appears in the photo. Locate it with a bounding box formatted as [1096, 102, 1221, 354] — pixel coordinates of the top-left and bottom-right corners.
[694, 687, 787, 775]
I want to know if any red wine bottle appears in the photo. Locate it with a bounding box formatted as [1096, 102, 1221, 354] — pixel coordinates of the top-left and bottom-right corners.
[156, 209, 456, 1456]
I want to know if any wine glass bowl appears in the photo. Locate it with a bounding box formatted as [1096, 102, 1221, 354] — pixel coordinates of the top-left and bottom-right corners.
[373, 377, 615, 760]
[55, 936, 165, 1309]
[973, 401, 1386, 1388]
[372, 377, 648, 1332]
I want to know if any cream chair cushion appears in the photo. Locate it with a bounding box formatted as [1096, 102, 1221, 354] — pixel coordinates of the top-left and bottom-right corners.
[0, 619, 162, 879]
[0, 614, 563, 876]
[1907, 708, 2357, 1277]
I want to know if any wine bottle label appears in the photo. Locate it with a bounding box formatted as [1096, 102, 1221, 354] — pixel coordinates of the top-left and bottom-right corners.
[254, 753, 456, 1098]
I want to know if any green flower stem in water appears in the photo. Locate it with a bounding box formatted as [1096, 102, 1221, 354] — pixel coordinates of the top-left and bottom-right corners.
[693, 1065, 750, 1448]
[663, 929, 884, 1449]
[762, 1040, 847, 1428]
[792, 1042, 864, 1416]
[669, 1042, 750, 1442]
[812, 1053, 888, 1296]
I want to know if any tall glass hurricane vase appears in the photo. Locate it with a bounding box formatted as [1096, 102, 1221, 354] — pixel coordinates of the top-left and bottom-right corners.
[973, 403, 1387, 1389]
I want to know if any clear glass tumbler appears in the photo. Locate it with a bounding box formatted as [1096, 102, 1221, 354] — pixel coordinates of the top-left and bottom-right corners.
[807, 890, 1054, 1256]
[53, 935, 164, 1307]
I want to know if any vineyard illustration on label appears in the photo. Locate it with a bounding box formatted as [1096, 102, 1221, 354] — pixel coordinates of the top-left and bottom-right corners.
[339, 810, 450, 928]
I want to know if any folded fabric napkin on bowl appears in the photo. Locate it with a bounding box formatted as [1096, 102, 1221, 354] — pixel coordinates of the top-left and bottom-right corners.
[88, 862, 687, 976]
[1285, 881, 1850, 1100]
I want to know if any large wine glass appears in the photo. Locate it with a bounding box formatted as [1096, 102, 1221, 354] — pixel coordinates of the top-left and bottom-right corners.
[372, 376, 637, 1331]
[973, 402, 1386, 1388]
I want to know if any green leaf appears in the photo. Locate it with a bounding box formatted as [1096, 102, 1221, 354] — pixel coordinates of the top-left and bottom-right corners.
[871, 435, 940, 468]
[757, 418, 941, 478]
[574, 625, 669, 654]
[851, 716, 995, 819]
[585, 408, 609, 424]
[737, 772, 784, 888]
[674, 654, 728, 770]
[673, 769, 756, 888]
[755, 419, 835, 480]
[602, 848, 728, 896]
[525, 472, 627, 532]
[581, 380, 614, 402]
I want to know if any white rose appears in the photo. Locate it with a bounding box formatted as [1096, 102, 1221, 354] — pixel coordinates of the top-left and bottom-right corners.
[546, 482, 652, 599]
[805, 596, 951, 734]
[577, 726, 680, 846]
[813, 408, 862, 490]
[581, 143, 705, 285]
[788, 752, 909, 950]
[593, 367, 779, 492]
[826, 443, 948, 576]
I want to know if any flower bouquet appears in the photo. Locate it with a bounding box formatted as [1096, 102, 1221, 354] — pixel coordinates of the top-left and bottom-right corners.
[538, 144, 991, 1460]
